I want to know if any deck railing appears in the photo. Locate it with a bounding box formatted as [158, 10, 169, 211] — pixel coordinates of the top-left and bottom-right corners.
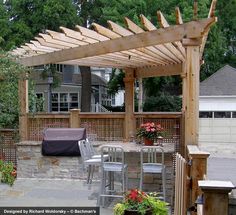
[174, 153, 188, 215]
[27, 113, 70, 141]
[25, 111, 183, 145]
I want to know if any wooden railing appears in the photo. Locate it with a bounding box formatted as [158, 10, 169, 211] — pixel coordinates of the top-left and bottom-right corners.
[173, 145, 210, 215]
[79, 112, 125, 141]
[187, 145, 210, 215]
[27, 113, 70, 141]
[24, 111, 183, 144]
[174, 153, 188, 215]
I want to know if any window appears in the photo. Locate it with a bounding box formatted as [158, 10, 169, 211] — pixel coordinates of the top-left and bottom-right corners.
[51, 93, 79, 112]
[69, 93, 78, 109]
[52, 93, 59, 111]
[214, 111, 231, 118]
[199, 111, 213, 118]
[111, 94, 115, 106]
[232, 112, 236, 118]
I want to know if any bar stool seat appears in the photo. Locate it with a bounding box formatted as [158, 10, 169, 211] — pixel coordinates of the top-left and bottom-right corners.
[140, 146, 166, 201]
[142, 163, 163, 173]
[103, 162, 127, 172]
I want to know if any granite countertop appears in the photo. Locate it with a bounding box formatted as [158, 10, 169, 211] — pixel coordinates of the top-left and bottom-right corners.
[17, 141, 42, 146]
[95, 141, 175, 153]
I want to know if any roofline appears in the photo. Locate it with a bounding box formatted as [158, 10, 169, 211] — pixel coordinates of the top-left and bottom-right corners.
[200, 95, 236, 98]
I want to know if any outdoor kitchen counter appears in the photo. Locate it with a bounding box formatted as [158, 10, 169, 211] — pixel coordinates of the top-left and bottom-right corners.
[16, 141, 175, 203]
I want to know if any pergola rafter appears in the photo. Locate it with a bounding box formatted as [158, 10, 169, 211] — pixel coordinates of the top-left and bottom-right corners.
[12, 3, 216, 76]
[13, 0, 217, 149]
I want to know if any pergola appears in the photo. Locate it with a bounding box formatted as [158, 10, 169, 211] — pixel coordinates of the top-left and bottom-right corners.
[13, 0, 217, 150]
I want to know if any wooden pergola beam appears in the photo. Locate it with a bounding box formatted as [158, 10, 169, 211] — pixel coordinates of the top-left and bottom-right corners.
[175, 7, 183, 25]
[140, 14, 183, 63]
[157, 11, 186, 58]
[124, 17, 174, 64]
[18, 17, 216, 67]
[135, 63, 182, 78]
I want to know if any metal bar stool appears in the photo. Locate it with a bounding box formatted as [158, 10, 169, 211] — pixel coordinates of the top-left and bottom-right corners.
[98, 145, 128, 207]
[140, 146, 166, 201]
[78, 140, 102, 184]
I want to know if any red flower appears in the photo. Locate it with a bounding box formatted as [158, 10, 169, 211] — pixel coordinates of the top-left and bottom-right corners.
[129, 189, 138, 201]
[137, 122, 164, 140]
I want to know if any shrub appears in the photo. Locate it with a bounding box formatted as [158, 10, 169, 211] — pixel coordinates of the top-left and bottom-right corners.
[0, 160, 17, 186]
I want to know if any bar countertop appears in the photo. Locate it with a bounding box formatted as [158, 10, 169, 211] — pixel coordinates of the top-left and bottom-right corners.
[95, 141, 175, 153]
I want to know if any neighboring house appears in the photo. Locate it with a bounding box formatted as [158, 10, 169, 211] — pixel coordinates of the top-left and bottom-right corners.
[199, 65, 236, 152]
[31, 65, 111, 112]
[111, 90, 125, 107]
[93, 67, 124, 107]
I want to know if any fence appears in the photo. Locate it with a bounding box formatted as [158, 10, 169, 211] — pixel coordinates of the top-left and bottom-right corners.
[25, 111, 183, 145]
[0, 129, 18, 165]
[27, 113, 70, 141]
[80, 113, 125, 141]
[174, 153, 188, 215]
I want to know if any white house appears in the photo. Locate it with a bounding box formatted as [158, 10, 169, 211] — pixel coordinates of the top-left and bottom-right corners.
[199, 65, 236, 155]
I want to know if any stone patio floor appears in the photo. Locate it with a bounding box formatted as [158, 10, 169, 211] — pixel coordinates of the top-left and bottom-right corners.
[1, 149, 236, 215]
[0, 178, 113, 215]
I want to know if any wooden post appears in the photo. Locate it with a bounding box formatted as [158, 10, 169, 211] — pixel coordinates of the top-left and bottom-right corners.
[138, 78, 143, 112]
[69, 109, 81, 128]
[124, 69, 135, 141]
[198, 180, 234, 215]
[188, 145, 210, 213]
[181, 62, 187, 156]
[18, 76, 29, 141]
[183, 40, 201, 147]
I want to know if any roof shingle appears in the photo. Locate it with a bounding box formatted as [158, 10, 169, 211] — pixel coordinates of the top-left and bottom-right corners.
[200, 65, 236, 96]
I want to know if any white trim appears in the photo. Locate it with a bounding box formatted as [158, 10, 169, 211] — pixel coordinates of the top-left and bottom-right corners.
[200, 95, 236, 98]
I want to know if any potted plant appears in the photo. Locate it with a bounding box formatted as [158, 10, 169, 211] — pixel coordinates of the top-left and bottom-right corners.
[0, 160, 17, 186]
[136, 122, 164, 146]
[114, 189, 168, 215]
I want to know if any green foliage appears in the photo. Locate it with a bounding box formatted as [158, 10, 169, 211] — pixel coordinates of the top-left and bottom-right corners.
[1, 0, 80, 50]
[0, 51, 27, 128]
[40, 64, 61, 88]
[0, 160, 16, 186]
[114, 189, 168, 215]
[143, 94, 182, 112]
[99, 0, 149, 26]
[107, 69, 125, 95]
[103, 105, 125, 112]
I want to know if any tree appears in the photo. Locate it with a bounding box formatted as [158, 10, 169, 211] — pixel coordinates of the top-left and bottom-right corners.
[2, 0, 80, 50]
[217, 0, 236, 68]
[0, 1, 11, 48]
[108, 69, 125, 95]
[0, 51, 28, 128]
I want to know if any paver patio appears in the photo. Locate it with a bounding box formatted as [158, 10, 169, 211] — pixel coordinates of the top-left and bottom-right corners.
[0, 178, 113, 214]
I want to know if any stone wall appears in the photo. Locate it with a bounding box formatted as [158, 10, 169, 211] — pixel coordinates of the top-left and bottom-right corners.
[17, 141, 86, 179]
[126, 152, 174, 204]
